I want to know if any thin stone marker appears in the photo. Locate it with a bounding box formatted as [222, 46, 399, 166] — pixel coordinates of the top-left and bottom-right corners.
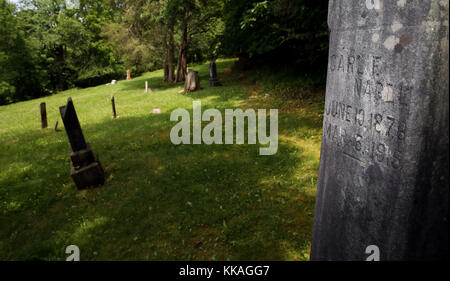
[111, 95, 117, 119]
[126, 69, 131, 81]
[40, 102, 48, 129]
[209, 61, 221, 86]
[145, 81, 152, 93]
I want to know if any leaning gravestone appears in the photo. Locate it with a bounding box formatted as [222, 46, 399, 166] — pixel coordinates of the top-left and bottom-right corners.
[209, 62, 221, 86]
[59, 98, 105, 190]
[111, 95, 117, 119]
[311, 0, 448, 260]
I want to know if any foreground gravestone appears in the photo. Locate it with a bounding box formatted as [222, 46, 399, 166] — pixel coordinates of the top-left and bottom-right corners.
[59, 98, 105, 189]
[209, 62, 221, 86]
[39, 102, 48, 129]
[311, 0, 448, 261]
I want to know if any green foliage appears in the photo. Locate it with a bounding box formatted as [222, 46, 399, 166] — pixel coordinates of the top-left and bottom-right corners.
[0, 0, 43, 104]
[1, 0, 329, 104]
[0, 0, 122, 104]
[74, 66, 123, 88]
[220, 0, 329, 69]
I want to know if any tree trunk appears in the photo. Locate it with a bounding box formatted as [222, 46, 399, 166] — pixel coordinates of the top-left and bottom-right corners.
[176, 8, 189, 82]
[162, 27, 169, 82]
[59, 44, 67, 90]
[179, 70, 200, 94]
[168, 25, 175, 82]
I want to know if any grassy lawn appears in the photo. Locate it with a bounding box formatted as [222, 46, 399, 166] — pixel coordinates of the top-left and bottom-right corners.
[0, 59, 324, 261]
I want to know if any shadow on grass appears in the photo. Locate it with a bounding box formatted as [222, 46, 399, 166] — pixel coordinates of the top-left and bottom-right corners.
[0, 60, 321, 261]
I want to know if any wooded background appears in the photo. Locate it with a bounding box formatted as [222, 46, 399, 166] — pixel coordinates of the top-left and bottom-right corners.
[0, 0, 328, 105]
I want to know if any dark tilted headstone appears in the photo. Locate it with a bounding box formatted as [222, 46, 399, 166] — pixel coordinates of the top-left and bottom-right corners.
[40, 102, 48, 129]
[111, 95, 117, 118]
[60, 98, 105, 190]
[311, 1, 448, 261]
[209, 62, 221, 86]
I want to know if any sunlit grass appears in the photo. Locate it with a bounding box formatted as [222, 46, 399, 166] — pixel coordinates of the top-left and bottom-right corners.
[0, 59, 324, 261]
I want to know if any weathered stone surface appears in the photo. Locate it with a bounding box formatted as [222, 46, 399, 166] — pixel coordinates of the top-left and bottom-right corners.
[59, 98, 87, 152]
[311, 0, 448, 261]
[184, 70, 200, 92]
[209, 62, 221, 86]
[70, 143, 96, 168]
[70, 149, 105, 189]
[60, 98, 105, 190]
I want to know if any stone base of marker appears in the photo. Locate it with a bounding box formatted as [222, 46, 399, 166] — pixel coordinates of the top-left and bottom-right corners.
[69, 143, 105, 190]
[145, 81, 152, 93]
[209, 78, 221, 87]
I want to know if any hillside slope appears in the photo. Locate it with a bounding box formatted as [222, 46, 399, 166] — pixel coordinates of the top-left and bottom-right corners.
[0, 59, 324, 260]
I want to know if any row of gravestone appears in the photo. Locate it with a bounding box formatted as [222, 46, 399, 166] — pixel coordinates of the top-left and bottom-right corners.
[39, 61, 222, 190]
[39, 96, 143, 190]
[114, 62, 221, 91]
[40, 61, 224, 129]
[39, 96, 119, 131]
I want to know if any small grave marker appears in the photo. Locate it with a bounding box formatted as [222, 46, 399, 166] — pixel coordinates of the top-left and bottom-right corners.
[111, 95, 117, 119]
[126, 69, 131, 81]
[40, 102, 48, 129]
[54, 119, 60, 132]
[145, 81, 152, 93]
[209, 62, 221, 86]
